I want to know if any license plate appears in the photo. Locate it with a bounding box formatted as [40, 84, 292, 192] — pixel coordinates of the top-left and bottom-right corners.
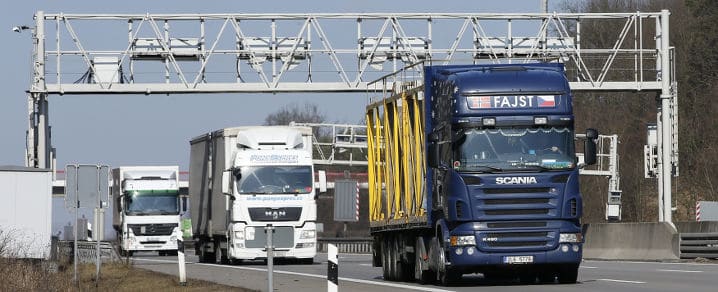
[273, 251, 287, 257]
[503, 255, 533, 264]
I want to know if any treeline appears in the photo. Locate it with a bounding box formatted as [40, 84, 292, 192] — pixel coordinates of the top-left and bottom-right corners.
[562, 0, 718, 222]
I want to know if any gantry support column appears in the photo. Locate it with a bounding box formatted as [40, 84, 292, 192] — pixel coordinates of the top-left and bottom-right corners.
[26, 10, 53, 170]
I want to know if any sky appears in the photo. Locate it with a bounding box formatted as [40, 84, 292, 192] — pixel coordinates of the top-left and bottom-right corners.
[0, 0, 555, 171]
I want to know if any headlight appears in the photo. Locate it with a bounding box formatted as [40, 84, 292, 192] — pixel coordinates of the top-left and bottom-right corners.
[234, 230, 244, 240]
[559, 233, 583, 243]
[300, 229, 316, 239]
[450, 235, 476, 246]
[170, 235, 177, 242]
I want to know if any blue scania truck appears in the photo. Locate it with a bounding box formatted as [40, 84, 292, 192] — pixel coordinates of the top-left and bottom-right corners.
[366, 62, 597, 285]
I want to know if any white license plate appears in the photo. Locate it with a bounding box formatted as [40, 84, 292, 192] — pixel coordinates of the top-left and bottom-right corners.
[503, 255, 533, 264]
[273, 251, 287, 257]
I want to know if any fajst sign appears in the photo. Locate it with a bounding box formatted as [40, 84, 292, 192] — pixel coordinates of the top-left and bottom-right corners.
[467, 95, 556, 109]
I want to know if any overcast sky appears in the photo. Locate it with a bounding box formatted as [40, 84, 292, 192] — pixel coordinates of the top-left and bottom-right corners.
[0, 0, 552, 170]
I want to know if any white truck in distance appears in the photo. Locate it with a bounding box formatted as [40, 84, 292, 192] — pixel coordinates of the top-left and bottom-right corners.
[112, 166, 182, 256]
[190, 126, 317, 264]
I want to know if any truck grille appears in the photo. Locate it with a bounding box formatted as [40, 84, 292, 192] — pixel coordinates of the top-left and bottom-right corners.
[478, 230, 557, 252]
[474, 186, 558, 220]
[248, 207, 302, 222]
[128, 223, 176, 236]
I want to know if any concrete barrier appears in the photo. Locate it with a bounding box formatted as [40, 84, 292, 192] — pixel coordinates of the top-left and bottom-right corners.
[674, 221, 718, 233]
[583, 222, 679, 261]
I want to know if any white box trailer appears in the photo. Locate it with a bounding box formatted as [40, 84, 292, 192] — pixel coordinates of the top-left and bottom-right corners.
[190, 126, 317, 264]
[0, 166, 52, 259]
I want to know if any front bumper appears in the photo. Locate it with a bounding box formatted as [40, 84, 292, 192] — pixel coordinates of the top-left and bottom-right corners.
[124, 235, 178, 251]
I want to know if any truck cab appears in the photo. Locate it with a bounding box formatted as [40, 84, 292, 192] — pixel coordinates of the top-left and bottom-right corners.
[426, 63, 597, 283]
[112, 166, 182, 256]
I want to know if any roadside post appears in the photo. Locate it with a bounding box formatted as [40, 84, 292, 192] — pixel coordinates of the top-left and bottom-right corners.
[328, 244, 338, 292]
[177, 228, 187, 285]
[266, 224, 275, 292]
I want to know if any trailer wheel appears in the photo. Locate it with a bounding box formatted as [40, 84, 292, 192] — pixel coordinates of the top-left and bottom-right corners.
[381, 237, 393, 280]
[557, 264, 579, 284]
[388, 236, 399, 281]
[219, 248, 230, 264]
[392, 236, 412, 282]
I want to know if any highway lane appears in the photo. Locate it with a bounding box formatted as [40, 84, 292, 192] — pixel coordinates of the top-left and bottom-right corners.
[132, 252, 718, 292]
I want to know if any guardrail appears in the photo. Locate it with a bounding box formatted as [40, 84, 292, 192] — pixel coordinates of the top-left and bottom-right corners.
[54, 240, 121, 263]
[679, 232, 718, 259]
[317, 237, 373, 254]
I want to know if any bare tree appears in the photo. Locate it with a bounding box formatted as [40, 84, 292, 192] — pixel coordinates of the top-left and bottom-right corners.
[263, 102, 326, 126]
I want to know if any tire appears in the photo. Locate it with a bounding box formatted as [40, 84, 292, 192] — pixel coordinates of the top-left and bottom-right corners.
[392, 237, 412, 282]
[198, 241, 216, 263]
[220, 248, 230, 264]
[414, 238, 434, 284]
[437, 239, 460, 286]
[558, 264, 579, 284]
[381, 238, 392, 281]
[388, 236, 399, 281]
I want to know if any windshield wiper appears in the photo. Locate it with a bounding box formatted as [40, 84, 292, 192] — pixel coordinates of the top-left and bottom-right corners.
[463, 165, 503, 173]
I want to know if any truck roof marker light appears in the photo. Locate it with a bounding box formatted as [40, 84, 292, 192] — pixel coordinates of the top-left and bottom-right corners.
[482, 118, 496, 126]
[534, 117, 548, 125]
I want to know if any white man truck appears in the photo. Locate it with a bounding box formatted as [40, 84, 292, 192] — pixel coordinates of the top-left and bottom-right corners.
[190, 126, 317, 264]
[112, 166, 182, 256]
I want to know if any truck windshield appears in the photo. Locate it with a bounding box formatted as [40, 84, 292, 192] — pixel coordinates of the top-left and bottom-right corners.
[237, 165, 313, 194]
[453, 127, 575, 172]
[124, 190, 179, 215]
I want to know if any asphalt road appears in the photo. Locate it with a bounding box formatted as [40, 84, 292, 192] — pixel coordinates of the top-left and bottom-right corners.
[132, 251, 718, 292]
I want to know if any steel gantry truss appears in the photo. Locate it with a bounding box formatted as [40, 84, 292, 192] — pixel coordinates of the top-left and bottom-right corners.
[25, 10, 677, 221]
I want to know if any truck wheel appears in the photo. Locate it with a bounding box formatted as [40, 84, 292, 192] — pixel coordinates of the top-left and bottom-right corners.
[557, 264, 579, 284]
[392, 237, 412, 282]
[414, 238, 434, 284]
[437, 239, 460, 286]
[220, 248, 230, 264]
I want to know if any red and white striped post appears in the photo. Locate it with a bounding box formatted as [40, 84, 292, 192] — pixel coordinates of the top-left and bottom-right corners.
[328, 244, 338, 292]
[696, 201, 702, 222]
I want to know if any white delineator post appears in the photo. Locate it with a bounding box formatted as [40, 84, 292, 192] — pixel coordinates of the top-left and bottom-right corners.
[177, 229, 187, 286]
[328, 244, 338, 292]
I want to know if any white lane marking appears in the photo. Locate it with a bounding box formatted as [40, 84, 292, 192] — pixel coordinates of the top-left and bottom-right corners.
[135, 258, 454, 292]
[596, 279, 646, 284]
[359, 263, 373, 267]
[657, 269, 703, 273]
[585, 260, 718, 267]
[581, 266, 598, 269]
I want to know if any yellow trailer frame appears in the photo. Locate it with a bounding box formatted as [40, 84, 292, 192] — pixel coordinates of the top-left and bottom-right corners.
[367, 86, 428, 228]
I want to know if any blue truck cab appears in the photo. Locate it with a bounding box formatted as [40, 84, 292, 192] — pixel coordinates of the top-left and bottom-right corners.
[424, 63, 598, 284]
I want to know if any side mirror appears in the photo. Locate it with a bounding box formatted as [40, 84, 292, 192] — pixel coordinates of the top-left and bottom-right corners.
[221, 170, 233, 195]
[583, 128, 598, 165]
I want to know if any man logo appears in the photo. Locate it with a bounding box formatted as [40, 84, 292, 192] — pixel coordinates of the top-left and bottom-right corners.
[265, 209, 287, 220]
[495, 177, 538, 184]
